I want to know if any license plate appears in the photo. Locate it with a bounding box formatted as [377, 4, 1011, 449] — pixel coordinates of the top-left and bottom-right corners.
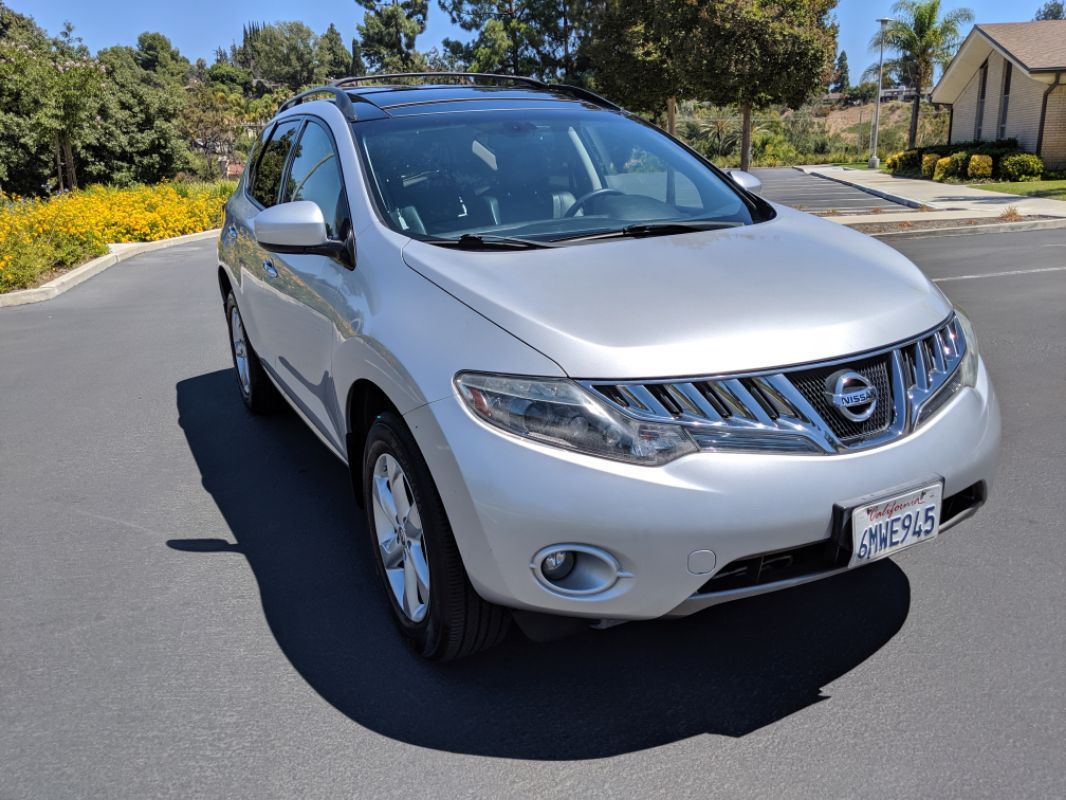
[850, 483, 942, 567]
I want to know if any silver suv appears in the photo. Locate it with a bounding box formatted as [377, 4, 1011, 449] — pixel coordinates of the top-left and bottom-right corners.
[217, 74, 1000, 659]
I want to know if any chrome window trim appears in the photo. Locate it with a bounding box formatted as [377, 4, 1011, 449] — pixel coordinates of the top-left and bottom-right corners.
[579, 314, 968, 455]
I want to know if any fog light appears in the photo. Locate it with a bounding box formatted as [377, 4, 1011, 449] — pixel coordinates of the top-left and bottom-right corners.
[540, 550, 575, 581]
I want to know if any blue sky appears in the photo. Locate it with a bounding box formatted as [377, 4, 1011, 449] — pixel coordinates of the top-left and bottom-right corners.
[29, 0, 1028, 78]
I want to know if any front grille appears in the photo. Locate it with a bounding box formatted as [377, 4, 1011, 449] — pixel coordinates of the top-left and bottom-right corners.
[582, 315, 968, 455]
[788, 354, 894, 442]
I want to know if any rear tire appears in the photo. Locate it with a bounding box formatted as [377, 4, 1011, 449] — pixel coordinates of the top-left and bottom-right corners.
[224, 292, 278, 414]
[362, 412, 510, 660]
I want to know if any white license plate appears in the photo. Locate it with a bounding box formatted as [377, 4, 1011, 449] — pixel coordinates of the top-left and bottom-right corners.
[850, 483, 943, 567]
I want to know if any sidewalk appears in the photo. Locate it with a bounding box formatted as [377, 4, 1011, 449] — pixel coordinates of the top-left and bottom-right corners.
[795, 165, 1066, 225]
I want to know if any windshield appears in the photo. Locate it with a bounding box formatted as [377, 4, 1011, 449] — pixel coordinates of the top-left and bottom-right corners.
[353, 109, 761, 244]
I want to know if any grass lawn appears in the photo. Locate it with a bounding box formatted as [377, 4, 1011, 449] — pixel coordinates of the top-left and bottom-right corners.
[973, 179, 1066, 201]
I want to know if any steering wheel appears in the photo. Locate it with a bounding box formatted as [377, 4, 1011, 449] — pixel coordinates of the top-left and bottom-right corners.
[563, 188, 625, 218]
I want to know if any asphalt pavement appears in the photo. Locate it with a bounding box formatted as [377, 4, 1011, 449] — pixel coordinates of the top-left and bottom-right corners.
[1, 230, 1064, 799]
[753, 167, 911, 214]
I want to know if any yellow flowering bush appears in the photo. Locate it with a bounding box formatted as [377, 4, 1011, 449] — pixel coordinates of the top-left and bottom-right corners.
[0, 182, 235, 292]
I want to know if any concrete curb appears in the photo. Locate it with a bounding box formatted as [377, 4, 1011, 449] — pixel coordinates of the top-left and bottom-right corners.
[806, 168, 924, 209]
[0, 229, 220, 308]
[865, 217, 1066, 239]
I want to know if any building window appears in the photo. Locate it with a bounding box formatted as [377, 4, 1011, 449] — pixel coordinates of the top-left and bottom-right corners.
[974, 60, 989, 139]
[997, 62, 1013, 140]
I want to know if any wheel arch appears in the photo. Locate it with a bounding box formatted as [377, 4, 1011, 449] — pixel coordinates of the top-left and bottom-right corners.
[217, 265, 233, 302]
[346, 379, 404, 508]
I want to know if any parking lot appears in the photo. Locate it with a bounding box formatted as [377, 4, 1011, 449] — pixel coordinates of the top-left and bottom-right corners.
[1, 227, 1064, 799]
[752, 167, 912, 214]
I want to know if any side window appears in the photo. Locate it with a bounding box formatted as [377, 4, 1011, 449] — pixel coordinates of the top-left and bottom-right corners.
[281, 120, 350, 240]
[241, 125, 270, 194]
[250, 119, 301, 208]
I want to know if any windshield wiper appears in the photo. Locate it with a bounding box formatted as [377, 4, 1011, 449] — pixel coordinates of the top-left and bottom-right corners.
[421, 233, 556, 250]
[552, 219, 744, 243]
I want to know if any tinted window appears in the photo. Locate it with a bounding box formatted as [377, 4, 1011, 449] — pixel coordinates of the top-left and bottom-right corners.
[281, 120, 349, 239]
[355, 110, 755, 242]
[250, 120, 301, 207]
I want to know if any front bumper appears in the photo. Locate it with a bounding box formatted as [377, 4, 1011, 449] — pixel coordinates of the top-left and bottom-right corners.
[404, 360, 1000, 621]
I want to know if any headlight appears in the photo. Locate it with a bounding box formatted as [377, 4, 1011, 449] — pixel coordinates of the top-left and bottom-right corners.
[954, 308, 979, 388]
[915, 309, 980, 425]
[455, 372, 698, 466]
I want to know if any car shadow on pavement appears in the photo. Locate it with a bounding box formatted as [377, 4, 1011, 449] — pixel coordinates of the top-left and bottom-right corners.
[172, 369, 911, 760]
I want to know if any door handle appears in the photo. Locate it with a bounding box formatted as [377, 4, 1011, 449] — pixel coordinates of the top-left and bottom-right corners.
[263, 259, 278, 279]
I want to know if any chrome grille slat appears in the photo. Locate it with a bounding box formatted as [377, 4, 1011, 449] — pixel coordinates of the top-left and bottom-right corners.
[913, 341, 931, 391]
[720, 379, 772, 424]
[619, 384, 667, 415]
[668, 383, 724, 422]
[580, 315, 969, 456]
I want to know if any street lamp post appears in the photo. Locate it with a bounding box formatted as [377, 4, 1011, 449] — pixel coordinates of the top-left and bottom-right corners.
[869, 16, 893, 169]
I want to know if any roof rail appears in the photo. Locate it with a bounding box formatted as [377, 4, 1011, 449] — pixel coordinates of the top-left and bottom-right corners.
[277, 85, 358, 121]
[330, 72, 623, 111]
[331, 72, 546, 89]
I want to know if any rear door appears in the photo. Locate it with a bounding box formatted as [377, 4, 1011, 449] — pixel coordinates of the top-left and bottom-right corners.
[260, 117, 354, 449]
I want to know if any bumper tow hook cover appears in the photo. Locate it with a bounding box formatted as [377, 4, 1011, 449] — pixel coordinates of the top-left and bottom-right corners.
[687, 549, 717, 575]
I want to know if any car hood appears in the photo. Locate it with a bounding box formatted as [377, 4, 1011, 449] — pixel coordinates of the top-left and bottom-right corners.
[400, 206, 952, 379]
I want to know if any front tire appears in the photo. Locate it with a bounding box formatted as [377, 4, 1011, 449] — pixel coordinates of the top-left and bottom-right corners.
[362, 412, 510, 660]
[224, 292, 277, 414]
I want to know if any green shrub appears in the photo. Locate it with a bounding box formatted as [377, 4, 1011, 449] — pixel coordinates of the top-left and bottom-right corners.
[948, 151, 970, 176]
[932, 156, 953, 182]
[887, 149, 922, 175]
[967, 154, 993, 180]
[1000, 152, 1044, 181]
[921, 153, 939, 178]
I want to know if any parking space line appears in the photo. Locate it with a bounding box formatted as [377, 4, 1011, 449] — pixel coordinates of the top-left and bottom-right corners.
[932, 266, 1066, 283]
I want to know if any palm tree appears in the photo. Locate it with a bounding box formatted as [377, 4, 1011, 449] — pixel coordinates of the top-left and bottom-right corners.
[872, 0, 973, 148]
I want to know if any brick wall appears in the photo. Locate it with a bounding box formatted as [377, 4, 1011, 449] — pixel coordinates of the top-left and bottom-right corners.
[979, 54, 1005, 140]
[1042, 87, 1066, 169]
[1005, 69, 1048, 152]
[950, 50, 1058, 160]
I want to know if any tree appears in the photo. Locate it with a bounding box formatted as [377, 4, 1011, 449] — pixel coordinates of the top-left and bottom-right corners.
[582, 0, 690, 129]
[851, 80, 878, 104]
[181, 82, 244, 177]
[831, 50, 850, 93]
[0, 2, 56, 193]
[356, 0, 428, 72]
[861, 58, 903, 88]
[1035, 1, 1065, 19]
[682, 0, 838, 170]
[44, 25, 104, 190]
[437, 0, 594, 79]
[79, 39, 190, 186]
[134, 31, 189, 81]
[316, 23, 352, 80]
[255, 21, 318, 90]
[873, 0, 972, 148]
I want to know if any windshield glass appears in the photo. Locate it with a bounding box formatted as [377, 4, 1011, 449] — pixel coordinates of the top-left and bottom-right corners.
[353, 109, 760, 244]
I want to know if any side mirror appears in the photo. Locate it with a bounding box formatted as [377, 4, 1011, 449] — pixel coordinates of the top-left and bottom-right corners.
[253, 201, 351, 265]
[728, 170, 763, 195]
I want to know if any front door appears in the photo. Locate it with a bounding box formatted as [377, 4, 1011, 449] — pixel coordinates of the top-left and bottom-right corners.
[262, 118, 354, 451]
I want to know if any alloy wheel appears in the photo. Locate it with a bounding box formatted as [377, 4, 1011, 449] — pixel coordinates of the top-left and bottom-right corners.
[371, 453, 430, 622]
